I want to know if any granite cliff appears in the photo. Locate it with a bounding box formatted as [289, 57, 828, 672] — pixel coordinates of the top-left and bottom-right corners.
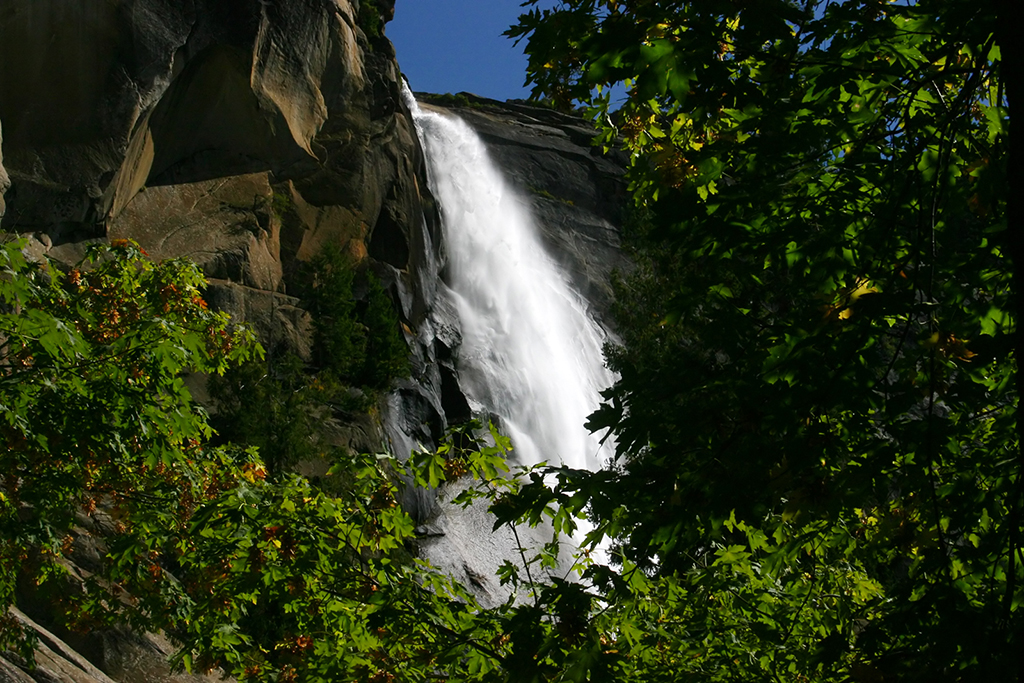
[0, 1, 626, 678]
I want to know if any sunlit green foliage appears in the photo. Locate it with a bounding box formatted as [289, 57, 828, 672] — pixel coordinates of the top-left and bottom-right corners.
[0, 239, 555, 683]
[0, 238, 258, 647]
[0, 239, 534, 681]
[2, 0, 1017, 679]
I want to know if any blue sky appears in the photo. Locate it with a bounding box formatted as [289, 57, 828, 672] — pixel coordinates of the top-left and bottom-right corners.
[386, 0, 555, 100]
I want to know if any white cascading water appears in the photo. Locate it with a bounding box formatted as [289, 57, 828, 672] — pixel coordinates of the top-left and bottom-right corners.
[403, 85, 614, 472]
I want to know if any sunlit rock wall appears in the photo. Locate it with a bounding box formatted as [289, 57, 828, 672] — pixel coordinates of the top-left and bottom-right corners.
[0, 0, 441, 361]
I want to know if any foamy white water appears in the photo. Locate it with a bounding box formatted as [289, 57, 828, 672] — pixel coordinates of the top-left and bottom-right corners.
[404, 85, 613, 471]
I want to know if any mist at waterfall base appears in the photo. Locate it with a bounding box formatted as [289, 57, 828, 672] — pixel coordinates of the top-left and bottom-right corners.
[404, 87, 615, 474]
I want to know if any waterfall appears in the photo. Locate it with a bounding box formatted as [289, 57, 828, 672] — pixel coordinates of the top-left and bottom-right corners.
[403, 85, 614, 472]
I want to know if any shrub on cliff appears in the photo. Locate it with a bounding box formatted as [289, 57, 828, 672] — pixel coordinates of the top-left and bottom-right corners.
[307, 243, 408, 390]
[207, 352, 340, 479]
[360, 274, 410, 389]
[208, 245, 408, 485]
[358, 0, 381, 39]
[0, 239, 258, 647]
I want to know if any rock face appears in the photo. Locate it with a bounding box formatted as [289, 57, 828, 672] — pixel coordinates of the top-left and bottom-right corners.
[1, 0, 381, 237]
[0, 0, 628, 676]
[0, 0, 429, 401]
[0, 0, 437, 359]
[0, 0, 433, 679]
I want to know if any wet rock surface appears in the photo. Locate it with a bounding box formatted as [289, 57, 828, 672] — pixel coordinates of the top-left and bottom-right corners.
[415, 479, 569, 610]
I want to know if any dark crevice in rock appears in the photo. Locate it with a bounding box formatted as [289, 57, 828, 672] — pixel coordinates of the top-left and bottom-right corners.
[439, 364, 472, 426]
[369, 202, 411, 268]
